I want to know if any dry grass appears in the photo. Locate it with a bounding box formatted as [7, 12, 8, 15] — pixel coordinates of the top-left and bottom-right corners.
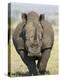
[46, 38, 58, 74]
[8, 36, 58, 76]
[8, 22, 59, 76]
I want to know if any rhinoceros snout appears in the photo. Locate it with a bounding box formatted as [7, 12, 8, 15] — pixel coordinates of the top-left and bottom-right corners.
[30, 40, 39, 48]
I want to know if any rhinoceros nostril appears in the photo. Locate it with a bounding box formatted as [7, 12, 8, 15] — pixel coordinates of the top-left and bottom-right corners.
[30, 44, 34, 48]
[30, 42, 38, 48]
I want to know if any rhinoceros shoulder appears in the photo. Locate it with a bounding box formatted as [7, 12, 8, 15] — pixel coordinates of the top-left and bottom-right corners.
[12, 22, 26, 50]
[41, 20, 54, 49]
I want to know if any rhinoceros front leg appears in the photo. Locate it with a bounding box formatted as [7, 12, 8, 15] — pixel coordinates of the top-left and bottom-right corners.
[18, 50, 38, 75]
[37, 49, 51, 74]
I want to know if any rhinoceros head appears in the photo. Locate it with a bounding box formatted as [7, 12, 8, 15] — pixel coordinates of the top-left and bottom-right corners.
[22, 11, 44, 56]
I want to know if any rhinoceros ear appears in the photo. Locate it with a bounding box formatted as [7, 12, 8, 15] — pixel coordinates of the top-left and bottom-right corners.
[22, 13, 27, 24]
[39, 14, 45, 21]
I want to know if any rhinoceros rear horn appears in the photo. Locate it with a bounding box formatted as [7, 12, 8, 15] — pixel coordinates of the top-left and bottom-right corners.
[22, 13, 27, 23]
[39, 14, 45, 21]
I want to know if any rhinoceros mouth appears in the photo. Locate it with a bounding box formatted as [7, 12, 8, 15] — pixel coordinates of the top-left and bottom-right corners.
[28, 47, 41, 56]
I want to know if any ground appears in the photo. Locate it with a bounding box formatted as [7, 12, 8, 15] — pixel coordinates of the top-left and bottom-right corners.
[8, 22, 58, 76]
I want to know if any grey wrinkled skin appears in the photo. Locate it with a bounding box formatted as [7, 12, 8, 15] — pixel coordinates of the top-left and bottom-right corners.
[12, 11, 54, 75]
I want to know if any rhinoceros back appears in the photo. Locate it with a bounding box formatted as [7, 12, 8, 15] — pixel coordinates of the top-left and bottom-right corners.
[27, 11, 39, 23]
